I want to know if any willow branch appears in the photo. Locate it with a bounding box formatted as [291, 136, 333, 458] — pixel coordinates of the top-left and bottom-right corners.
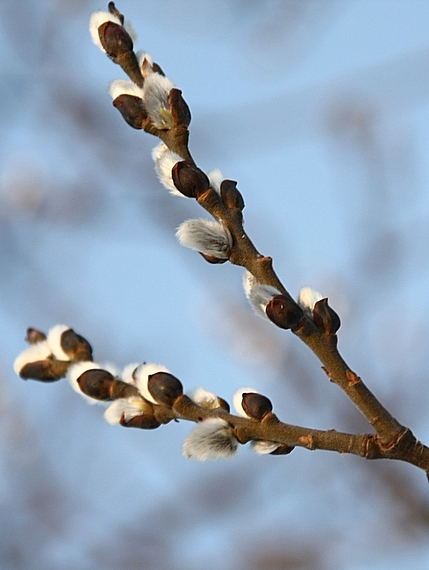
[16, 341, 429, 474]
[16, 3, 428, 478]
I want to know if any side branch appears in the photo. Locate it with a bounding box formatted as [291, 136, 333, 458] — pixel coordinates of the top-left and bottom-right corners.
[14, 330, 429, 474]
[169, 397, 429, 470]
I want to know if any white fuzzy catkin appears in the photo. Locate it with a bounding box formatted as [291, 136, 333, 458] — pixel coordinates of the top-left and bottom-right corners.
[108, 79, 143, 101]
[136, 51, 154, 76]
[251, 440, 280, 455]
[243, 271, 280, 318]
[104, 397, 147, 425]
[152, 142, 184, 196]
[142, 73, 175, 128]
[182, 418, 238, 461]
[89, 11, 136, 51]
[298, 286, 323, 314]
[207, 169, 226, 193]
[100, 362, 120, 378]
[13, 341, 52, 376]
[187, 387, 221, 409]
[121, 363, 140, 385]
[46, 324, 71, 361]
[176, 219, 232, 259]
[89, 11, 122, 52]
[66, 361, 105, 405]
[232, 386, 258, 418]
[133, 362, 170, 404]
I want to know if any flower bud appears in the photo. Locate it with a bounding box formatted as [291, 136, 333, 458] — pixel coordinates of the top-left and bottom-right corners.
[25, 328, 46, 344]
[243, 271, 281, 319]
[46, 325, 93, 362]
[89, 10, 122, 52]
[133, 362, 170, 403]
[176, 219, 232, 260]
[90, 9, 142, 86]
[251, 440, 279, 454]
[142, 73, 175, 129]
[14, 340, 54, 380]
[182, 418, 238, 461]
[77, 368, 116, 401]
[120, 414, 161, 429]
[265, 295, 304, 330]
[152, 143, 184, 196]
[187, 387, 230, 411]
[172, 161, 210, 198]
[312, 298, 341, 335]
[270, 444, 295, 455]
[46, 325, 71, 360]
[147, 372, 183, 407]
[121, 362, 140, 384]
[168, 88, 191, 128]
[112, 94, 147, 129]
[297, 286, 323, 314]
[217, 397, 231, 412]
[97, 20, 133, 60]
[104, 396, 160, 429]
[105, 396, 144, 422]
[59, 329, 93, 361]
[232, 386, 258, 417]
[241, 392, 273, 421]
[207, 169, 226, 193]
[220, 179, 245, 211]
[199, 252, 228, 264]
[19, 360, 61, 382]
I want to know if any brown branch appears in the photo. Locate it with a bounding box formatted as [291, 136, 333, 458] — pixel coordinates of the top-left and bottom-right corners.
[167, 396, 429, 471]
[17, 349, 429, 474]
[195, 182, 404, 448]
[17, 3, 427, 479]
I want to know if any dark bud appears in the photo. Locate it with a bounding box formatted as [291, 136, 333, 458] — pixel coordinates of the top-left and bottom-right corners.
[217, 397, 230, 412]
[199, 252, 228, 264]
[77, 369, 115, 401]
[242, 392, 273, 421]
[220, 179, 245, 211]
[60, 329, 93, 361]
[112, 94, 147, 129]
[265, 295, 304, 330]
[313, 298, 341, 335]
[152, 62, 165, 76]
[98, 20, 143, 86]
[19, 360, 61, 382]
[120, 413, 161, 430]
[26, 328, 46, 344]
[147, 372, 183, 407]
[98, 21, 133, 59]
[172, 161, 210, 198]
[169, 88, 191, 128]
[270, 444, 295, 456]
[108, 1, 124, 24]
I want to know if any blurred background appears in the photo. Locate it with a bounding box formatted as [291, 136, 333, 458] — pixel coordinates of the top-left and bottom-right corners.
[1, 0, 429, 568]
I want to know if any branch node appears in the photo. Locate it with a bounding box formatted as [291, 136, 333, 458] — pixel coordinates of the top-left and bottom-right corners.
[346, 369, 361, 386]
[298, 434, 315, 450]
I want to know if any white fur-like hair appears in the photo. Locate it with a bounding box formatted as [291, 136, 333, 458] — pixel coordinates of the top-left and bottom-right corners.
[243, 271, 280, 318]
[176, 219, 232, 259]
[182, 418, 238, 461]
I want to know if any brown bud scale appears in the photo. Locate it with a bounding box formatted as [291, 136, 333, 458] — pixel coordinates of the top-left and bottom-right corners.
[242, 392, 273, 421]
[266, 295, 304, 330]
